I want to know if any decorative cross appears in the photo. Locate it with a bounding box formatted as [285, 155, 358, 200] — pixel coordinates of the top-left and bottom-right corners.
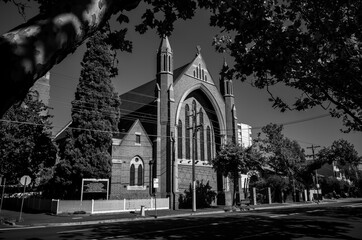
[196, 45, 201, 55]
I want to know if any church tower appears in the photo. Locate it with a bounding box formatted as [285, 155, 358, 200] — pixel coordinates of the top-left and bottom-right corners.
[156, 35, 174, 199]
[220, 59, 238, 143]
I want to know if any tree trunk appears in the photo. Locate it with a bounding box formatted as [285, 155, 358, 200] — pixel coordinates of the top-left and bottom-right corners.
[0, 0, 140, 117]
[233, 172, 239, 206]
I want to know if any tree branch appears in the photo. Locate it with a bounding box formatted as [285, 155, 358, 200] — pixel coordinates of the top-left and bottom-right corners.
[0, 0, 141, 117]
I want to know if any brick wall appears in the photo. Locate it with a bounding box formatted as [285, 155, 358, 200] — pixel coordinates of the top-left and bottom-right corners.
[177, 164, 217, 194]
[110, 120, 153, 199]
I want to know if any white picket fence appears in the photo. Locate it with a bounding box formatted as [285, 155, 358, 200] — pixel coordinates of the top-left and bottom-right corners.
[52, 197, 169, 214]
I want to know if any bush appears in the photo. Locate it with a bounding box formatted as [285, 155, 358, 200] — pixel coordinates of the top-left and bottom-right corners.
[179, 180, 217, 209]
[320, 176, 352, 198]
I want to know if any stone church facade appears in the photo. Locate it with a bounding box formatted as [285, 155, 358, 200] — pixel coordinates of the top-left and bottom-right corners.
[110, 36, 239, 208]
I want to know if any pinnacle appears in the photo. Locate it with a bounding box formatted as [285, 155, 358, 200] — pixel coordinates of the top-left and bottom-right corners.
[159, 35, 172, 53]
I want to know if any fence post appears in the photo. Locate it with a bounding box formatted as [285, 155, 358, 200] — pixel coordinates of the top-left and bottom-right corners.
[267, 187, 272, 204]
[304, 190, 308, 202]
[251, 187, 257, 205]
[123, 198, 126, 211]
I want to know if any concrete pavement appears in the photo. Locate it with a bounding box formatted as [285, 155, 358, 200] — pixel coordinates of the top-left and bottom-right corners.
[0, 198, 353, 229]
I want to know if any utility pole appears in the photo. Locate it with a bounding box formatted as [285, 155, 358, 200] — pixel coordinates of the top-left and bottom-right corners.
[188, 102, 202, 212]
[307, 145, 320, 202]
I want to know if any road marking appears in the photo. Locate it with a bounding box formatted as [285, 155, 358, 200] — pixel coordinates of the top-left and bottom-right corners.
[0, 226, 46, 231]
[342, 203, 362, 208]
[236, 231, 274, 239]
[306, 209, 325, 213]
[288, 212, 300, 216]
[269, 214, 288, 218]
[268, 212, 300, 218]
[58, 228, 93, 234]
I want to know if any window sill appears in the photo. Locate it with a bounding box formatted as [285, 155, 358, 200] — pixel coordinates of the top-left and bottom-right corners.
[127, 186, 147, 191]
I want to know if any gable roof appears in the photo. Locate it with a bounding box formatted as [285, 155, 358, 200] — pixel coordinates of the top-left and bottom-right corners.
[122, 119, 153, 146]
[119, 63, 192, 115]
[173, 53, 217, 86]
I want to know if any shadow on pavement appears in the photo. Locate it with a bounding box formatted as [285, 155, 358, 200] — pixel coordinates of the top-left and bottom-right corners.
[48, 208, 362, 240]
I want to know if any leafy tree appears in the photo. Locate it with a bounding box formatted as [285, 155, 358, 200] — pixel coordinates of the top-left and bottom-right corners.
[45, 29, 121, 199]
[212, 142, 262, 205]
[255, 123, 306, 176]
[318, 139, 361, 183]
[201, 0, 362, 132]
[255, 123, 307, 201]
[0, 92, 56, 186]
[251, 174, 290, 203]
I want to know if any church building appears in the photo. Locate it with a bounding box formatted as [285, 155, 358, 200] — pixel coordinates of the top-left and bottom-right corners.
[110, 36, 240, 208]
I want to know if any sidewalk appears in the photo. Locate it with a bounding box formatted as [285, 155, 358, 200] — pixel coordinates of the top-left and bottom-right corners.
[0, 198, 350, 228]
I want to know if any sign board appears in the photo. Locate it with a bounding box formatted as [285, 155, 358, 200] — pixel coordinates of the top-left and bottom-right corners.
[20, 175, 31, 186]
[82, 179, 109, 193]
[153, 178, 159, 188]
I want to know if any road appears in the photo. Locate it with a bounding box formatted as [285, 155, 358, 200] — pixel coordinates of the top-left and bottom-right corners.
[1, 200, 362, 239]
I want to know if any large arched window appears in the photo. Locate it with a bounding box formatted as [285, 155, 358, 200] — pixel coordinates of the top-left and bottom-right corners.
[199, 108, 204, 161]
[207, 126, 211, 162]
[185, 104, 191, 159]
[193, 101, 197, 160]
[178, 120, 183, 159]
[138, 165, 143, 186]
[130, 164, 135, 186]
[130, 156, 144, 186]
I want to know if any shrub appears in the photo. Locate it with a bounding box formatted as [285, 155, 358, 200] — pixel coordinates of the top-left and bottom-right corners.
[179, 180, 217, 209]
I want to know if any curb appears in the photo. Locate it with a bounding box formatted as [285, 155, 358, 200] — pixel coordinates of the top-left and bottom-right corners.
[13, 210, 226, 228]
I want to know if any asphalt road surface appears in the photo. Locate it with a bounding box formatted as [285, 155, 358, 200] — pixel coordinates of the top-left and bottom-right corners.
[1, 200, 362, 240]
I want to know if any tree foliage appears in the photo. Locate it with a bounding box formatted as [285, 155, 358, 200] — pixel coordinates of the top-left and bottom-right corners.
[212, 141, 262, 205]
[2, 0, 361, 133]
[45, 29, 121, 199]
[318, 139, 361, 181]
[201, 0, 362, 132]
[255, 123, 305, 176]
[0, 93, 56, 186]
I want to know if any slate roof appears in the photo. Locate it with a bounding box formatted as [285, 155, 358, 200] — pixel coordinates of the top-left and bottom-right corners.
[117, 63, 192, 139]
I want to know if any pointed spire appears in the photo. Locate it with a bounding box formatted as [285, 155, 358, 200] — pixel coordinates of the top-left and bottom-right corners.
[223, 57, 228, 67]
[196, 45, 201, 56]
[159, 35, 172, 53]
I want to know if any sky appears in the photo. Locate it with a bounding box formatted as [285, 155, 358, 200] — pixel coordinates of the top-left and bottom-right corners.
[0, 2, 361, 156]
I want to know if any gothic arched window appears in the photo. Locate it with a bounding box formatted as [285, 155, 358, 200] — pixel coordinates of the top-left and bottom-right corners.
[138, 165, 143, 186]
[193, 101, 197, 160]
[199, 108, 204, 161]
[185, 104, 190, 159]
[130, 164, 135, 186]
[178, 120, 183, 159]
[207, 126, 211, 161]
[130, 157, 144, 186]
[168, 55, 171, 71]
[163, 55, 167, 71]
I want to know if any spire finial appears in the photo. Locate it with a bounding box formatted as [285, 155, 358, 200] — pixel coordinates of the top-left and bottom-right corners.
[223, 57, 228, 67]
[196, 45, 201, 55]
[159, 35, 172, 52]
